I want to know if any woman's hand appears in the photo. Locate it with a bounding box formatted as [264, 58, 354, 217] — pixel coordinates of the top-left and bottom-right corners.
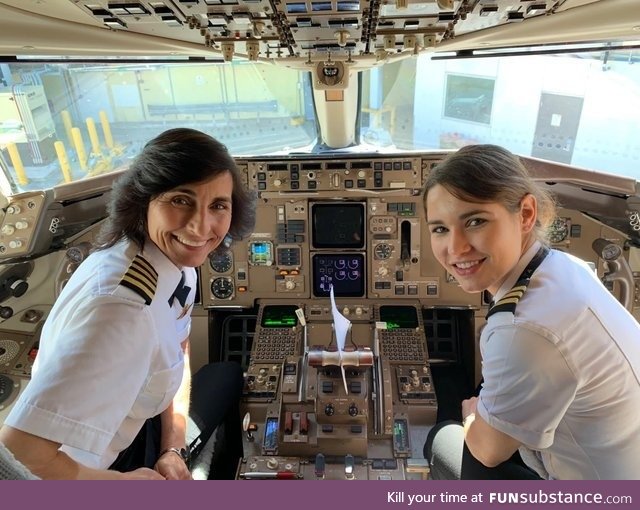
[122, 467, 166, 480]
[461, 396, 478, 421]
[154, 451, 192, 480]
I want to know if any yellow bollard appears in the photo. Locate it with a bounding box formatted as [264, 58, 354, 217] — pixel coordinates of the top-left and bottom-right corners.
[99, 110, 114, 149]
[86, 117, 102, 156]
[54, 141, 73, 183]
[71, 127, 88, 171]
[61, 110, 74, 149]
[6, 143, 29, 186]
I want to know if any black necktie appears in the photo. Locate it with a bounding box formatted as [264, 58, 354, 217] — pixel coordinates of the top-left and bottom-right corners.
[169, 271, 191, 308]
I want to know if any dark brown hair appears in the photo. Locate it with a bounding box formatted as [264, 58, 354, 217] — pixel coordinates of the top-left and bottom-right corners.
[421, 144, 556, 242]
[96, 128, 255, 251]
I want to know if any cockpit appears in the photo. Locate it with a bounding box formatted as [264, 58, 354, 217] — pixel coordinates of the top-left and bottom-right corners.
[0, 0, 639, 481]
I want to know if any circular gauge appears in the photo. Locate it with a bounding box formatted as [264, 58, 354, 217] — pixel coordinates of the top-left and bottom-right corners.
[209, 251, 233, 273]
[374, 243, 391, 260]
[211, 277, 234, 299]
[548, 217, 569, 243]
[335, 270, 347, 281]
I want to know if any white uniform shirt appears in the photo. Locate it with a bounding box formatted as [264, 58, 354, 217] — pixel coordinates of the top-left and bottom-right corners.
[477, 242, 640, 479]
[5, 239, 197, 469]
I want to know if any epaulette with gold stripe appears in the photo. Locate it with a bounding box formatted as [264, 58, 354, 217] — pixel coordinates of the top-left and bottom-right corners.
[486, 283, 528, 318]
[119, 254, 158, 305]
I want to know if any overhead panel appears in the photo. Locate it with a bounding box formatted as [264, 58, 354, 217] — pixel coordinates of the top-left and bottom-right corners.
[71, 1, 565, 63]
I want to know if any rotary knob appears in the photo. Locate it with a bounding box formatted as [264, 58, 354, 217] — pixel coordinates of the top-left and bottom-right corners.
[9, 278, 28, 298]
[324, 404, 335, 416]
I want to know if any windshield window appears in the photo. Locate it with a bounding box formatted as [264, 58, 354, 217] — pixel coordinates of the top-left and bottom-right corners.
[2, 49, 640, 196]
[0, 61, 315, 194]
[361, 49, 640, 180]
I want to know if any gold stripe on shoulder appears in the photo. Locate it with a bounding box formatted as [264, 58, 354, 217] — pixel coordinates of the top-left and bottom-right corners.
[495, 296, 521, 307]
[134, 255, 159, 280]
[507, 284, 527, 295]
[500, 289, 524, 302]
[119, 255, 158, 305]
[130, 258, 157, 285]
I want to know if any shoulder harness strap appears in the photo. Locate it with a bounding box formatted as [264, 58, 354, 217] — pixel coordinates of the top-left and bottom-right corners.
[119, 254, 158, 305]
[486, 245, 549, 319]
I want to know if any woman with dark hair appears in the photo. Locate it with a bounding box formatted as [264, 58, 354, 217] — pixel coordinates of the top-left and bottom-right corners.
[422, 144, 640, 480]
[0, 128, 256, 479]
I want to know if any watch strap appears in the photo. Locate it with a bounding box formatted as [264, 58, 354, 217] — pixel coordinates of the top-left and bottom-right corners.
[158, 447, 190, 465]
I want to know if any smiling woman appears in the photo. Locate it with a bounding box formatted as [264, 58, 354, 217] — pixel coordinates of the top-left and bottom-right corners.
[421, 145, 640, 480]
[96, 128, 255, 254]
[147, 173, 234, 268]
[0, 129, 257, 479]
[422, 145, 553, 295]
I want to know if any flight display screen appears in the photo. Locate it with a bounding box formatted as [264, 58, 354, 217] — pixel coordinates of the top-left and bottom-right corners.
[312, 253, 365, 297]
[311, 202, 365, 249]
[379, 305, 419, 329]
[261, 305, 298, 327]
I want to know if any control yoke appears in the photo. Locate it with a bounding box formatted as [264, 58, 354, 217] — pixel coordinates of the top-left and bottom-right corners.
[591, 238, 634, 311]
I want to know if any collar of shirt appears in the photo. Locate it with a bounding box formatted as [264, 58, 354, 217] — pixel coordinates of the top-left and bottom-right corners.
[140, 239, 185, 300]
[491, 240, 542, 303]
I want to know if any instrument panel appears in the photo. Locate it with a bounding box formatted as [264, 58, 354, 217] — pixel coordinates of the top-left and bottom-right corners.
[0, 151, 639, 479]
[238, 301, 435, 480]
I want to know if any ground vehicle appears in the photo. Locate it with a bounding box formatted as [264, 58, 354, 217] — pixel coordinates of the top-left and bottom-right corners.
[0, 0, 639, 480]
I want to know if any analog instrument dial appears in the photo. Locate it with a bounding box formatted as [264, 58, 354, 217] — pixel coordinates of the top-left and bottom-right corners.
[209, 251, 233, 273]
[211, 277, 234, 299]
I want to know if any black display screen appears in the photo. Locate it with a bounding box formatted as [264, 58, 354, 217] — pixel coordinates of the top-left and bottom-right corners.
[311, 203, 365, 249]
[261, 305, 298, 327]
[312, 253, 365, 297]
[379, 306, 419, 329]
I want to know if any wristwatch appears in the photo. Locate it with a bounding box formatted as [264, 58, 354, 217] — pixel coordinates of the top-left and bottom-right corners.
[159, 447, 191, 466]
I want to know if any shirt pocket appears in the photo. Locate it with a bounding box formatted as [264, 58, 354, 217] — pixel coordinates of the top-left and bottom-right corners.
[130, 360, 184, 419]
